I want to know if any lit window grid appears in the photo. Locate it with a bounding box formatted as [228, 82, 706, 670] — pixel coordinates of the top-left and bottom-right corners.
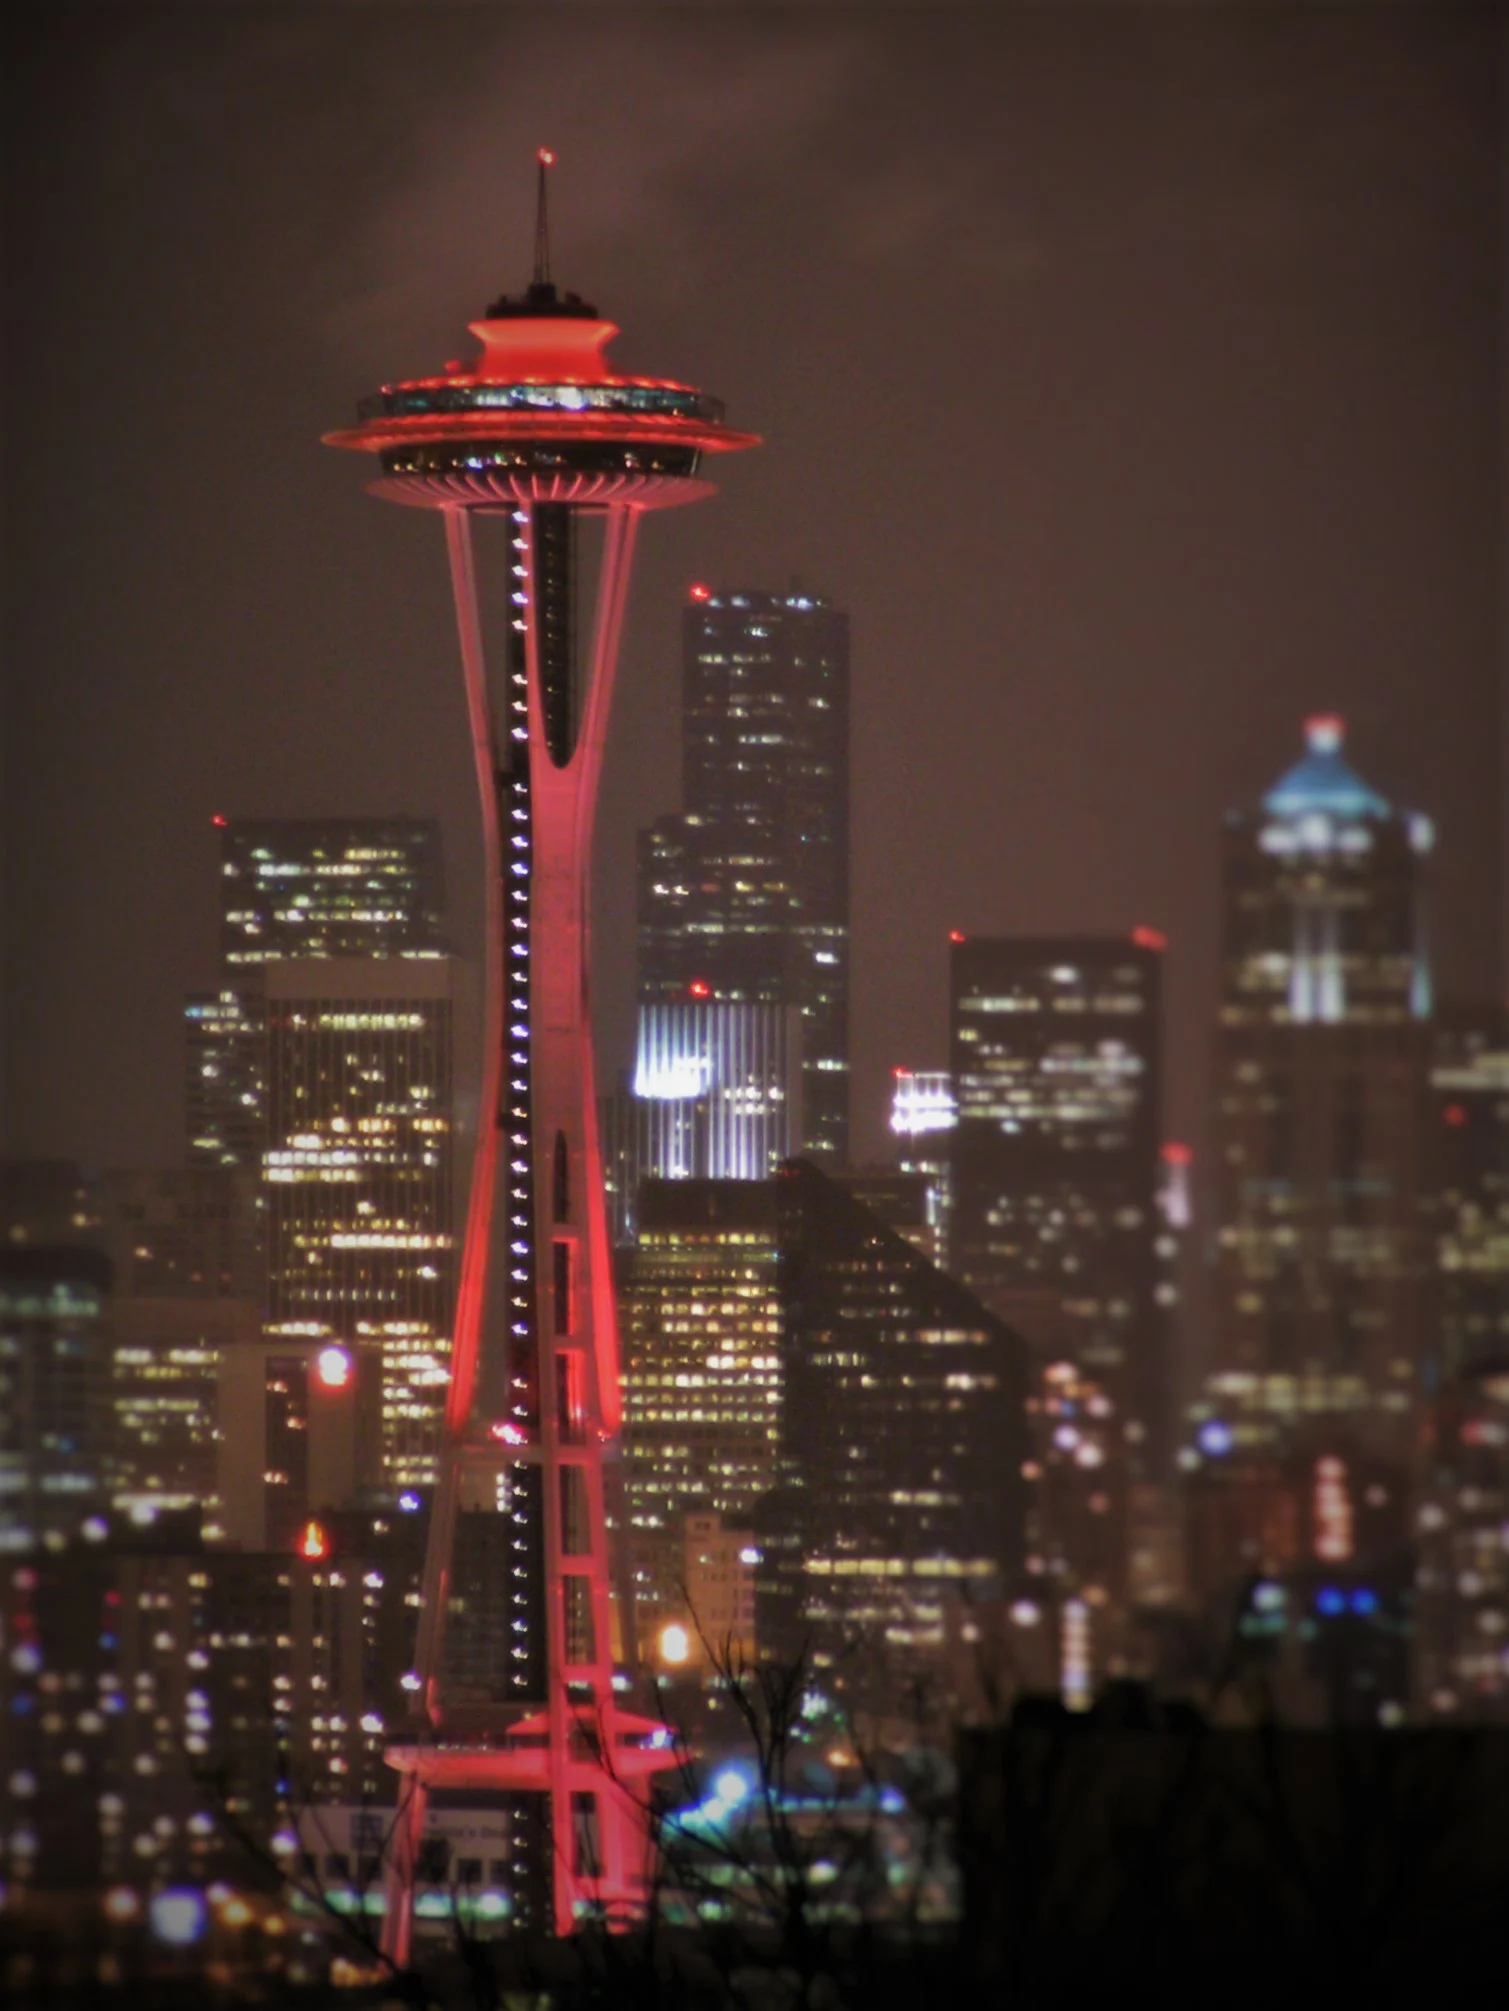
[621, 1230, 782, 1589]
[220, 822, 445, 967]
[261, 997, 453, 1486]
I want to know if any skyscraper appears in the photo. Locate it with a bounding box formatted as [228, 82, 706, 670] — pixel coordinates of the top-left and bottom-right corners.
[948, 934, 1164, 1441]
[1414, 1005, 1509, 1720]
[1209, 718, 1433, 1429]
[1181, 720, 1435, 1635]
[182, 816, 459, 1488]
[620, 1166, 1026, 1697]
[109, 1296, 259, 1524]
[185, 989, 267, 1170]
[760, 1161, 1027, 1691]
[187, 816, 447, 1174]
[638, 587, 850, 1165]
[630, 999, 801, 1185]
[1426, 1005, 1509, 1385]
[217, 817, 446, 968]
[260, 959, 455, 1488]
[619, 1179, 783, 1656]
[0, 1245, 112, 1549]
[887, 1067, 957, 1264]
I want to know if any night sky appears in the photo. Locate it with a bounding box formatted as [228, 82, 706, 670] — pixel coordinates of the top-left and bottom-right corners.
[5, 7, 1504, 1202]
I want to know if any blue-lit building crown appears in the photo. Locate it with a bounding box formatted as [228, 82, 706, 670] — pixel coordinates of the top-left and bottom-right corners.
[1262, 715, 1393, 824]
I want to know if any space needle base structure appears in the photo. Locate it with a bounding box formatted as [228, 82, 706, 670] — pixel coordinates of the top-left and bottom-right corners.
[325, 156, 757, 1956]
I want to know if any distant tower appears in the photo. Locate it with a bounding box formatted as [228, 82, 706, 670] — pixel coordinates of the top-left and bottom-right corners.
[888, 1067, 957, 1264]
[1184, 720, 1435, 1621]
[638, 586, 851, 1164]
[1210, 716, 1433, 1411]
[187, 816, 447, 1171]
[325, 157, 757, 1950]
[948, 934, 1165, 1440]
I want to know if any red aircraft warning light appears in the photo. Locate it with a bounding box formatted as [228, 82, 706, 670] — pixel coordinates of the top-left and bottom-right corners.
[324, 152, 756, 1959]
[688, 978, 712, 999]
[1132, 926, 1168, 952]
[689, 582, 712, 602]
[949, 930, 967, 945]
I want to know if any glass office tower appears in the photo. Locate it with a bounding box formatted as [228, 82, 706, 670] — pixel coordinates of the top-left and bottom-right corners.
[638, 588, 850, 1165]
[948, 934, 1164, 1439]
[187, 817, 447, 1173]
[260, 959, 455, 1487]
[1209, 718, 1433, 1422]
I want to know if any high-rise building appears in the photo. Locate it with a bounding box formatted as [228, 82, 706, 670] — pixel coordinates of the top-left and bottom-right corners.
[187, 817, 448, 1174]
[0, 1244, 112, 1550]
[602, 1003, 803, 1247]
[1208, 718, 1433, 1438]
[760, 1161, 1028, 1692]
[834, 1168, 940, 1263]
[621, 1167, 1026, 1695]
[1219, 716, 1431, 1027]
[638, 586, 850, 1166]
[887, 1068, 957, 1264]
[1416, 1360, 1509, 1722]
[186, 988, 267, 1170]
[1413, 1005, 1509, 1721]
[108, 1295, 259, 1524]
[217, 817, 446, 968]
[1181, 721, 1437, 1632]
[633, 1000, 802, 1183]
[260, 958, 455, 1489]
[948, 934, 1164, 1441]
[619, 1180, 783, 1653]
[216, 1334, 383, 1552]
[1427, 1005, 1509, 1385]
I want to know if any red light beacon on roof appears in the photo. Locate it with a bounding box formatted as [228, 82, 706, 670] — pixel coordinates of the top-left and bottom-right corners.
[689, 582, 712, 603]
[1132, 925, 1168, 952]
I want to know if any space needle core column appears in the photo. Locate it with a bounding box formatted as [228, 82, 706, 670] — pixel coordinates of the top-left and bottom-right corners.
[325, 155, 757, 1953]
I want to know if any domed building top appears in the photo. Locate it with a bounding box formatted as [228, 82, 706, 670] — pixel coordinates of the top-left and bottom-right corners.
[1262, 715, 1392, 822]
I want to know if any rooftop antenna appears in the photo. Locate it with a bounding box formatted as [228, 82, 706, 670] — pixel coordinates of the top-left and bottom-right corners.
[533, 148, 555, 288]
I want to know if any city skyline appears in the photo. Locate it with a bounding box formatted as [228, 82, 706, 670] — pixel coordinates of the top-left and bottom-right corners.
[2, 10, 1508, 1990]
[6, 9, 1502, 1185]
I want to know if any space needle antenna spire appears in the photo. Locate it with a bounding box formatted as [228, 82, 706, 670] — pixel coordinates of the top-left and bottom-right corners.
[533, 146, 555, 287]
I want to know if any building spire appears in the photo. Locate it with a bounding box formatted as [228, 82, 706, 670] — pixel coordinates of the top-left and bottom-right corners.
[533, 148, 555, 288]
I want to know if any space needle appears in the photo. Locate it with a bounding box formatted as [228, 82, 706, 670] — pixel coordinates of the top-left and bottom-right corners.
[325, 152, 757, 1954]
